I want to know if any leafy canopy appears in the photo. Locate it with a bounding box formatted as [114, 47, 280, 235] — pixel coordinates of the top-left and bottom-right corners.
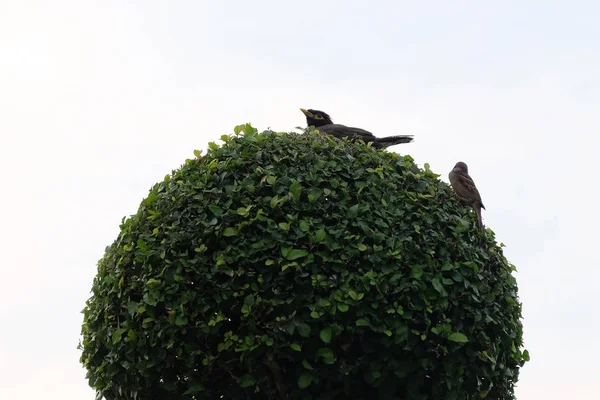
[80, 124, 528, 400]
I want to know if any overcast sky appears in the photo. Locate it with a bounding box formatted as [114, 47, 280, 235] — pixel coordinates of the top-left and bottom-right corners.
[1, 1, 598, 398]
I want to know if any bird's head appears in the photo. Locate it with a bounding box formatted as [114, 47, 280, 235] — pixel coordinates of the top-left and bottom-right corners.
[300, 108, 333, 127]
[453, 161, 469, 173]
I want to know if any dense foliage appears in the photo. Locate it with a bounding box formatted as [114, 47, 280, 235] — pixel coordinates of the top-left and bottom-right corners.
[80, 125, 528, 400]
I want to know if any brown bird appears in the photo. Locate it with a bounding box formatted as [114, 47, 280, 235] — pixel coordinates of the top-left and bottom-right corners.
[300, 108, 413, 149]
[448, 161, 486, 232]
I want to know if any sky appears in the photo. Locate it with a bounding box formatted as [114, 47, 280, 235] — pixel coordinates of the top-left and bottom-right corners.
[1, 1, 598, 398]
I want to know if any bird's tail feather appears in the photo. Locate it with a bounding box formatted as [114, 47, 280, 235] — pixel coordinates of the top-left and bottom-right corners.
[475, 206, 485, 233]
[375, 135, 414, 148]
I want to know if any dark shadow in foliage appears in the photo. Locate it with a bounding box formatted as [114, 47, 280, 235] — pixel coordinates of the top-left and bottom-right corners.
[79, 125, 528, 400]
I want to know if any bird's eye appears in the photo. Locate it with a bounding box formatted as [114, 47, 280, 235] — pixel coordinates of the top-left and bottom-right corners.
[314, 114, 324, 120]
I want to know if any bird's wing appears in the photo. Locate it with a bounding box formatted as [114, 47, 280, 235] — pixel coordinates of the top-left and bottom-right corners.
[316, 124, 378, 141]
[457, 172, 484, 207]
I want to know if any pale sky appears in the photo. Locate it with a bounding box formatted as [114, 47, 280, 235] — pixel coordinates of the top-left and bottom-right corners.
[1, 1, 598, 399]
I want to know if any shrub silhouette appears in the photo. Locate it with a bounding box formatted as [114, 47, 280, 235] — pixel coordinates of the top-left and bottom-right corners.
[80, 125, 528, 399]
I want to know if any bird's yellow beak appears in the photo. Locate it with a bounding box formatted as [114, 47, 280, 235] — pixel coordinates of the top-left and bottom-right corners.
[299, 108, 313, 118]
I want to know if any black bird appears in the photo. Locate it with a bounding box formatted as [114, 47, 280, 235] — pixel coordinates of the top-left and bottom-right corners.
[300, 108, 414, 149]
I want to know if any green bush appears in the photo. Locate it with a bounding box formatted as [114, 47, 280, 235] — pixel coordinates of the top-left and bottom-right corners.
[80, 125, 528, 400]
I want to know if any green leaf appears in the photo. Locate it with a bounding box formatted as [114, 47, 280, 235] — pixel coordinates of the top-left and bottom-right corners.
[279, 222, 290, 231]
[146, 278, 161, 287]
[209, 205, 223, 217]
[357, 243, 367, 251]
[441, 262, 455, 271]
[243, 294, 255, 306]
[289, 181, 303, 201]
[448, 332, 469, 343]
[281, 261, 297, 271]
[308, 188, 322, 202]
[411, 265, 424, 279]
[184, 384, 205, 395]
[302, 359, 314, 370]
[337, 303, 349, 312]
[281, 247, 309, 260]
[315, 228, 327, 242]
[347, 204, 359, 218]
[175, 315, 188, 326]
[111, 328, 127, 344]
[239, 374, 256, 388]
[316, 348, 335, 364]
[299, 220, 310, 232]
[244, 336, 255, 347]
[298, 374, 313, 389]
[432, 277, 443, 293]
[522, 349, 530, 361]
[356, 319, 370, 327]
[318, 298, 331, 307]
[452, 272, 463, 282]
[127, 301, 138, 315]
[193, 149, 203, 158]
[270, 195, 279, 208]
[320, 327, 333, 343]
[194, 244, 207, 253]
[464, 261, 479, 271]
[267, 176, 277, 185]
[297, 323, 311, 337]
[223, 227, 237, 237]
[136, 239, 147, 252]
[291, 343, 302, 352]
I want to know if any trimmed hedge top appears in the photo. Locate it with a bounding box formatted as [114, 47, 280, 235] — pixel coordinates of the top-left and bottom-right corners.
[80, 125, 527, 400]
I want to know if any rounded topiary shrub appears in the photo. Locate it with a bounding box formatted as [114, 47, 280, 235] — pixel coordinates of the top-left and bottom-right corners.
[80, 124, 528, 400]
